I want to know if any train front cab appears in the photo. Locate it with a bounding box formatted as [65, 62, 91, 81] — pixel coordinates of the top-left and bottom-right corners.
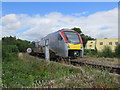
[60, 30, 84, 58]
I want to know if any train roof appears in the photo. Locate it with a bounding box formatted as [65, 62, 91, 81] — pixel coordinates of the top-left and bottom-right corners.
[33, 29, 75, 41]
[58, 28, 74, 32]
[48, 29, 74, 35]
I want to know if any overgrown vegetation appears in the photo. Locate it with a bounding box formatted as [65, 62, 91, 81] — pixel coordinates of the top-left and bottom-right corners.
[2, 36, 81, 87]
[2, 53, 80, 88]
[115, 43, 120, 58]
[2, 36, 30, 87]
[2, 53, 119, 88]
[84, 48, 97, 57]
[97, 46, 114, 58]
[50, 65, 119, 88]
[84, 44, 120, 58]
[2, 36, 120, 88]
[2, 36, 30, 62]
[2, 36, 30, 53]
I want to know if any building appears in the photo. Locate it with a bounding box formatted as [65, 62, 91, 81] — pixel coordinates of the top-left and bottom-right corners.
[85, 38, 119, 52]
[85, 40, 96, 51]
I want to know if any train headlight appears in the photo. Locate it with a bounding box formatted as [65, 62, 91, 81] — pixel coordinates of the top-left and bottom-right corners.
[74, 51, 79, 57]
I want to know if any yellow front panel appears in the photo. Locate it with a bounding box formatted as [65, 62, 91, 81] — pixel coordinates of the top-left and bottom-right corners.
[68, 43, 81, 50]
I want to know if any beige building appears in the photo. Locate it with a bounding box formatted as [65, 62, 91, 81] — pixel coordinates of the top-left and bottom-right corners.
[85, 40, 96, 50]
[85, 38, 119, 52]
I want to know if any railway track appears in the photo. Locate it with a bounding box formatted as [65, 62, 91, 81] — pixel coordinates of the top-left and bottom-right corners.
[70, 58, 120, 74]
[49, 57, 120, 76]
[28, 53, 120, 75]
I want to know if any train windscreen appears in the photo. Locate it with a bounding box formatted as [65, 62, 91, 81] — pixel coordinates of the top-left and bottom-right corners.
[64, 32, 80, 44]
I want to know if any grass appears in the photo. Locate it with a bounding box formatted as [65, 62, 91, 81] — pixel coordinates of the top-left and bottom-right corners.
[2, 53, 80, 88]
[2, 53, 120, 88]
[53, 65, 119, 88]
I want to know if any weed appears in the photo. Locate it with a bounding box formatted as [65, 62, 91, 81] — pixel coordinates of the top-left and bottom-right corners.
[115, 43, 120, 57]
[84, 49, 97, 57]
[2, 53, 80, 88]
[98, 46, 114, 58]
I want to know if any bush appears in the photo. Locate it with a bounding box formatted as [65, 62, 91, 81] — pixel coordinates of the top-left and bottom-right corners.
[2, 36, 30, 53]
[2, 45, 19, 59]
[3, 53, 18, 62]
[2, 45, 19, 62]
[84, 49, 91, 55]
[98, 46, 113, 58]
[115, 43, 120, 57]
[84, 49, 97, 57]
[2, 45, 19, 53]
[16, 39, 30, 52]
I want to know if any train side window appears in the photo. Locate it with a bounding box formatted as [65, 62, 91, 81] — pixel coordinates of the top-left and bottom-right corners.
[58, 34, 63, 41]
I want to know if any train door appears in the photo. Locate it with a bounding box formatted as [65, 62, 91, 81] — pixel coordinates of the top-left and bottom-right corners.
[58, 33, 65, 56]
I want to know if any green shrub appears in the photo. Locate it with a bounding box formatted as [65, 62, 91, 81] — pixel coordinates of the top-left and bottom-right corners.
[2, 45, 19, 53]
[2, 36, 30, 53]
[16, 39, 29, 52]
[2, 36, 16, 45]
[2, 45, 19, 60]
[97, 52, 103, 57]
[84, 49, 91, 55]
[115, 43, 120, 57]
[98, 46, 113, 58]
[84, 49, 97, 56]
[3, 53, 18, 62]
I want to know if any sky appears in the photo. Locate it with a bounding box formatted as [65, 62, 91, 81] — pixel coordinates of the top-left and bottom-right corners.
[1, 2, 118, 41]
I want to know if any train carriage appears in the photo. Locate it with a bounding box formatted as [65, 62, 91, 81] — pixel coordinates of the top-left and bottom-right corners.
[29, 29, 84, 58]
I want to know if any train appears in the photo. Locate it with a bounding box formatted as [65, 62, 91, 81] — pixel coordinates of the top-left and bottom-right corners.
[28, 29, 84, 58]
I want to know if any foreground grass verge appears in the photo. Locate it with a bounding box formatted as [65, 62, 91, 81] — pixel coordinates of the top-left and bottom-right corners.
[2, 53, 80, 88]
[2, 53, 120, 88]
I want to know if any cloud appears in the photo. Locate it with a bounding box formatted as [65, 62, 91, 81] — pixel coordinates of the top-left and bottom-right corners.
[1, 14, 21, 37]
[72, 11, 88, 16]
[1, 8, 118, 41]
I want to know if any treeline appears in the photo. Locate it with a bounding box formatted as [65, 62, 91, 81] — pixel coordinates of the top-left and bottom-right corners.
[2, 36, 30, 61]
[72, 27, 95, 47]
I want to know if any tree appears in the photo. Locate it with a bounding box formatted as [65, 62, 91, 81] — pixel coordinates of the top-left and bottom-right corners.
[72, 27, 82, 34]
[2, 36, 16, 45]
[2, 36, 30, 52]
